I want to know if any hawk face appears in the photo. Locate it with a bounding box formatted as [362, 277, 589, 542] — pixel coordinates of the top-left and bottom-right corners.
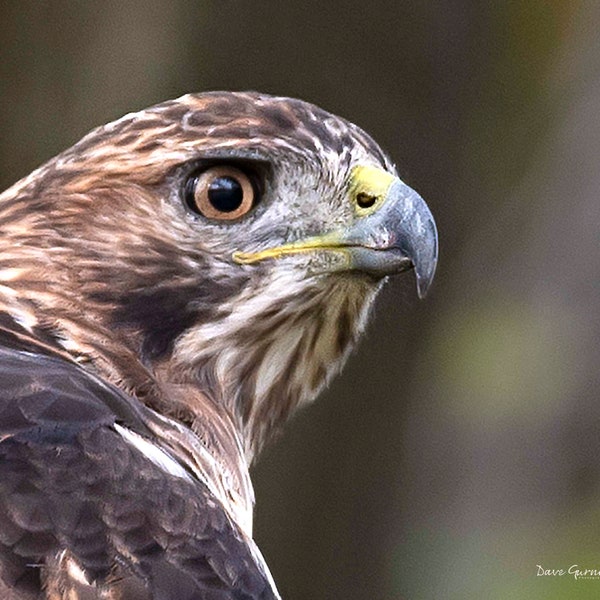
[0, 91, 437, 460]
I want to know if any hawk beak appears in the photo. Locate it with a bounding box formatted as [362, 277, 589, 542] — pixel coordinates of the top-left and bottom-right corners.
[340, 177, 438, 298]
[233, 172, 438, 299]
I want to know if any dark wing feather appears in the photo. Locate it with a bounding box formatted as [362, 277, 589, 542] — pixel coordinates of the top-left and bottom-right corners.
[0, 345, 277, 600]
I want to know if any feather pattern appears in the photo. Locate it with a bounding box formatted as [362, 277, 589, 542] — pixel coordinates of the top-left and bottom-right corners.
[0, 92, 409, 598]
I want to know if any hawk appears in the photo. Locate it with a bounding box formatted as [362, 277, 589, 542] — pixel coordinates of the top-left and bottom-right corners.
[0, 92, 437, 599]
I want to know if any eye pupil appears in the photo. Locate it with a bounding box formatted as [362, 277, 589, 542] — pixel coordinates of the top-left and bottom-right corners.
[208, 176, 244, 212]
[187, 165, 257, 221]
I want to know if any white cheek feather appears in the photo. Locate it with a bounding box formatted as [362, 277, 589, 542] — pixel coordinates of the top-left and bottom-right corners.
[177, 268, 308, 361]
[173, 266, 375, 422]
[210, 272, 306, 381]
[254, 324, 304, 401]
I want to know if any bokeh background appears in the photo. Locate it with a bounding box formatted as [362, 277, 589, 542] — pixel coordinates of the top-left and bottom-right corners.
[1, 2, 599, 599]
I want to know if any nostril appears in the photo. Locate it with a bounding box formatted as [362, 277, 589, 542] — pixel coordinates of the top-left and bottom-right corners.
[356, 192, 377, 209]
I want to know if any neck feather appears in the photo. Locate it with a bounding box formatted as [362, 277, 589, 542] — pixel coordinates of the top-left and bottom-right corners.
[172, 269, 380, 461]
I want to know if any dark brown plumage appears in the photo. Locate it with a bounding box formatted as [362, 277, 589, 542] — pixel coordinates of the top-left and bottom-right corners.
[0, 92, 437, 599]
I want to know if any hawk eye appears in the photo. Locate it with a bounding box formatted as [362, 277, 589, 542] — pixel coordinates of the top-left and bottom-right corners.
[186, 165, 257, 220]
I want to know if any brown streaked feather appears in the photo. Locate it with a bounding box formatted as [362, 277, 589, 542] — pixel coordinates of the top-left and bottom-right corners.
[0, 91, 397, 598]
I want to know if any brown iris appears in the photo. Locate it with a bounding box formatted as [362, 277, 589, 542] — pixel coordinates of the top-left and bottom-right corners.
[189, 166, 256, 220]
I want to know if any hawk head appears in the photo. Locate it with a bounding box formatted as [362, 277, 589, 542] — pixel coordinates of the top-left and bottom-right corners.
[0, 92, 437, 460]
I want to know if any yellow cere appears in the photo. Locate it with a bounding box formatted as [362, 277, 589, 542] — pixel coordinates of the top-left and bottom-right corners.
[349, 165, 396, 217]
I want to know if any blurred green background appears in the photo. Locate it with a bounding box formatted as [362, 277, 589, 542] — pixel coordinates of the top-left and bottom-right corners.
[1, 2, 599, 598]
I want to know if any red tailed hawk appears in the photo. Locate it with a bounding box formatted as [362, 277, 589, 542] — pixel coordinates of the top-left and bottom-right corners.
[0, 92, 437, 599]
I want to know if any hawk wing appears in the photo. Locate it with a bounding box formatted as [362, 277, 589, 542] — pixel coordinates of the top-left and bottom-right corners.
[0, 338, 278, 600]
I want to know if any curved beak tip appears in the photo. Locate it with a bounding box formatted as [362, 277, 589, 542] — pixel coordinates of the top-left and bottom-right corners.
[341, 178, 438, 296]
[413, 221, 438, 299]
[415, 258, 436, 299]
[390, 183, 438, 300]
